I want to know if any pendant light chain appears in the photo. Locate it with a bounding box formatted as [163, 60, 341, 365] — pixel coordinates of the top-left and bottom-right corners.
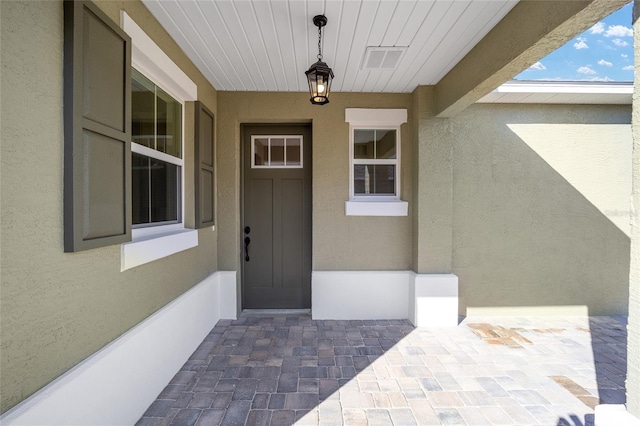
[317, 25, 323, 60]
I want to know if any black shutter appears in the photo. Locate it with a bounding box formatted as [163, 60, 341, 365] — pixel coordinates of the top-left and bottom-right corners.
[64, 0, 132, 252]
[194, 102, 215, 228]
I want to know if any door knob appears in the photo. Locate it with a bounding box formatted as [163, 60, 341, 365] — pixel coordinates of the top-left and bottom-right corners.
[244, 236, 251, 261]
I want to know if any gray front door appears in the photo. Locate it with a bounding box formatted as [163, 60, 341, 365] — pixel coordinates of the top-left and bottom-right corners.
[242, 124, 312, 309]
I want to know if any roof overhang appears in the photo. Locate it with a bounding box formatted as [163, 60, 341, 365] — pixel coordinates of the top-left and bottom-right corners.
[478, 80, 633, 105]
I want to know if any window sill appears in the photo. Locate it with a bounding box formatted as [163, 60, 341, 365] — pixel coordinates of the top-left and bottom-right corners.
[121, 225, 199, 271]
[345, 200, 408, 216]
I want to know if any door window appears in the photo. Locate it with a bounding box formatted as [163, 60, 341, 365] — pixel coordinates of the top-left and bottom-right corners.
[252, 135, 303, 168]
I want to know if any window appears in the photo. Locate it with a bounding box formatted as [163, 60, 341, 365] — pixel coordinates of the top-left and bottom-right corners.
[252, 135, 303, 168]
[120, 11, 199, 271]
[345, 108, 408, 216]
[353, 129, 397, 196]
[131, 68, 183, 227]
[65, 10, 205, 267]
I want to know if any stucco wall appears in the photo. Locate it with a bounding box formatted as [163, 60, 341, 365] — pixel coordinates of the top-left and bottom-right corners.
[217, 92, 413, 274]
[448, 104, 631, 316]
[412, 86, 455, 274]
[0, 1, 218, 413]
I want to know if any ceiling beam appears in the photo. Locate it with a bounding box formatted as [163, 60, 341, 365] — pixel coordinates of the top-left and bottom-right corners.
[434, 0, 630, 117]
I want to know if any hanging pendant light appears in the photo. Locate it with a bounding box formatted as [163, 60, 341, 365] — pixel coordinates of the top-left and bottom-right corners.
[305, 15, 334, 105]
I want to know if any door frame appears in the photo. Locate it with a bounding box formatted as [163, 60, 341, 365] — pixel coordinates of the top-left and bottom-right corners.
[239, 123, 313, 310]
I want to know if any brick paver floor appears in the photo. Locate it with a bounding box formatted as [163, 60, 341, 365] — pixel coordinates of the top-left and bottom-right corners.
[136, 315, 627, 425]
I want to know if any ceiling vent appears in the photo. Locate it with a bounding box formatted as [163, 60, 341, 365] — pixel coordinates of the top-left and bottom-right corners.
[361, 46, 407, 70]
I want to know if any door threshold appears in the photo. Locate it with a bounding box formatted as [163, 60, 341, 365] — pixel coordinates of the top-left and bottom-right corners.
[242, 309, 311, 316]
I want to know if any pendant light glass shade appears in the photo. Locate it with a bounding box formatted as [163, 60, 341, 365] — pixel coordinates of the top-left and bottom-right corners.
[305, 60, 334, 105]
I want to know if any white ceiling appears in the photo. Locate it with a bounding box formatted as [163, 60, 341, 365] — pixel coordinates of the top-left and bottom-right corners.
[141, 0, 519, 93]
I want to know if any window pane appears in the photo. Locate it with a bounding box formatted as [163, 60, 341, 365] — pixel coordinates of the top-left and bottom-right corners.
[132, 153, 150, 225]
[253, 136, 303, 168]
[132, 68, 182, 159]
[132, 153, 179, 225]
[131, 69, 155, 148]
[354, 165, 396, 195]
[354, 130, 375, 159]
[375, 129, 396, 159]
[254, 138, 268, 165]
[156, 86, 182, 158]
[271, 138, 284, 166]
[286, 138, 301, 166]
[150, 158, 179, 223]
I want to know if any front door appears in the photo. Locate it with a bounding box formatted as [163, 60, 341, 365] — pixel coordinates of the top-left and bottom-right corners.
[242, 124, 312, 309]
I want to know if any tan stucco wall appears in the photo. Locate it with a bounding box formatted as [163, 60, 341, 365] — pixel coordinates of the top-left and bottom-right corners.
[0, 1, 218, 413]
[447, 104, 631, 316]
[217, 92, 413, 274]
[412, 86, 455, 273]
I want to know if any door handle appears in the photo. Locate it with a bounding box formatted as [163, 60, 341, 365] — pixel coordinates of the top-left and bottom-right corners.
[244, 236, 251, 262]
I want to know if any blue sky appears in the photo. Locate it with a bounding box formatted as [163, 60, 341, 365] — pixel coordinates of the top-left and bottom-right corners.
[515, 3, 634, 82]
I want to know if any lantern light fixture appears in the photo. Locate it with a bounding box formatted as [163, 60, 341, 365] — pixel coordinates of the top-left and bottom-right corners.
[305, 15, 334, 105]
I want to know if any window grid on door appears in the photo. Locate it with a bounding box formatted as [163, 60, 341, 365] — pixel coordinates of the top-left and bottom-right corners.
[251, 135, 303, 169]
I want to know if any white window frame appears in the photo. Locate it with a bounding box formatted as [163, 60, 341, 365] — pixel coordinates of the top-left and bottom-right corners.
[120, 12, 199, 271]
[345, 108, 408, 216]
[350, 126, 401, 200]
